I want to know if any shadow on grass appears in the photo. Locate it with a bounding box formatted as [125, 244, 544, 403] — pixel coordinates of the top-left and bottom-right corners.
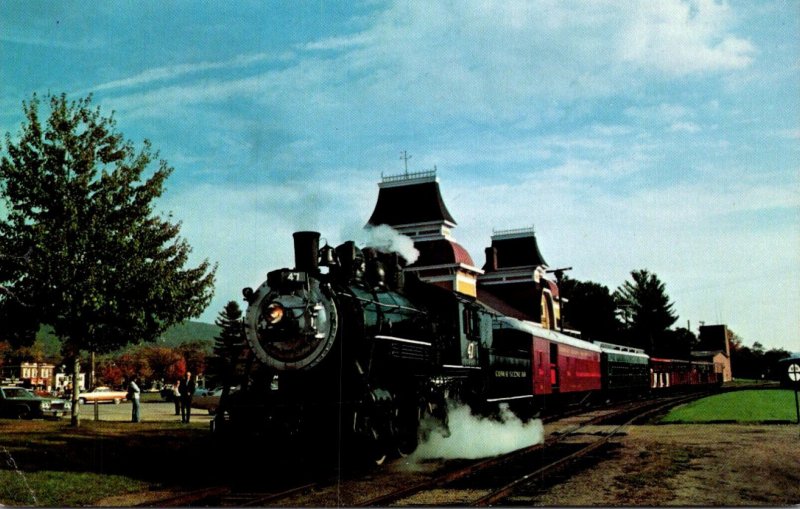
[0, 418, 348, 500]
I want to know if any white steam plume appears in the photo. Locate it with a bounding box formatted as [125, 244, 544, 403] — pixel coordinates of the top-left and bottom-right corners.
[363, 224, 420, 264]
[410, 402, 544, 460]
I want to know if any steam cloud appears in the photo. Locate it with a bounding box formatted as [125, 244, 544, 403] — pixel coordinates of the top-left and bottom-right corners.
[364, 224, 420, 264]
[410, 402, 544, 460]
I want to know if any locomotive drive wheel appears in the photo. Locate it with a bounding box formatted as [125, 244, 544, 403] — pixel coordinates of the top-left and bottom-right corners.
[393, 403, 422, 457]
[366, 427, 387, 466]
[352, 409, 388, 466]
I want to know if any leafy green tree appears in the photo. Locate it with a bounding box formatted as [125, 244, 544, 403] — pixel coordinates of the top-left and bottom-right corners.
[657, 327, 697, 359]
[0, 93, 216, 424]
[558, 277, 620, 343]
[613, 269, 678, 354]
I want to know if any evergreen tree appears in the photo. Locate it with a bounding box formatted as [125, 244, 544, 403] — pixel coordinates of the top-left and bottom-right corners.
[0, 93, 217, 424]
[559, 277, 620, 343]
[210, 301, 246, 391]
[613, 269, 678, 354]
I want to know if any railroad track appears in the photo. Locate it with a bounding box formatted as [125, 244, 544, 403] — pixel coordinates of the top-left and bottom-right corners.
[137, 390, 717, 507]
[356, 392, 707, 507]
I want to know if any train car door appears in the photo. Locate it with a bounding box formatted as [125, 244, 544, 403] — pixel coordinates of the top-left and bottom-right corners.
[550, 342, 560, 393]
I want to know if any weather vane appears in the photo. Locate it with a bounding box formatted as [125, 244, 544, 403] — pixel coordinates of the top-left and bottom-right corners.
[400, 150, 411, 175]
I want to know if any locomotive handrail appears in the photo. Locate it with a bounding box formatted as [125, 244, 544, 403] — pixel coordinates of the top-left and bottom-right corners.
[340, 292, 427, 314]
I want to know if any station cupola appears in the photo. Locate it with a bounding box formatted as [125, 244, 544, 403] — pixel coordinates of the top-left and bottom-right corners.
[366, 168, 482, 297]
[477, 227, 562, 330]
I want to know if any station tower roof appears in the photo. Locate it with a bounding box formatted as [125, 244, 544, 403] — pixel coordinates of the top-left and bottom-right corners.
[483, 227, 548, 271]
[366, 170, 456, 228]
[365, 168, 480, 297]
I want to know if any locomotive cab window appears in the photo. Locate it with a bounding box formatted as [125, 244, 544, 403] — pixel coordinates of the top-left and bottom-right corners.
[461, 306, 481, 339]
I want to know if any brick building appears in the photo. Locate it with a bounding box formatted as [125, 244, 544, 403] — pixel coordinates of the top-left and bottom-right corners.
[692, 324, 733, 382]
[1, 362, 56, 391]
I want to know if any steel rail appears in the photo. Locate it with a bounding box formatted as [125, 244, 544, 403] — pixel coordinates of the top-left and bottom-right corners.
[472, 393, 706, 507]
[357, 392, 706, 507]
[355, 401, 650, 507]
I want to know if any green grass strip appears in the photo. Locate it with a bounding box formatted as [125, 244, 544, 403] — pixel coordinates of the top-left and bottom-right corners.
[661, 389, 800, 423]
[0, 470, 149, 507]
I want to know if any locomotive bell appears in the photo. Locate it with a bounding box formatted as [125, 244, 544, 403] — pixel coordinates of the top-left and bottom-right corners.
[319, 244, 337, 267]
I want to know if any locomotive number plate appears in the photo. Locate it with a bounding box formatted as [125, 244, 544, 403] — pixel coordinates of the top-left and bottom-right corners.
[284, 271, 306, 282]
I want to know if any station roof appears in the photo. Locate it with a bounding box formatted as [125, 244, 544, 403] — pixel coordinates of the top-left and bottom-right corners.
[412, 238, 475, 268]
[366, 171, 456, 227]
[484, 227, 548, 270]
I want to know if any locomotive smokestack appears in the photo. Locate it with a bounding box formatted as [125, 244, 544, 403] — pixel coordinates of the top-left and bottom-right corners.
[293, 231, 320, 272]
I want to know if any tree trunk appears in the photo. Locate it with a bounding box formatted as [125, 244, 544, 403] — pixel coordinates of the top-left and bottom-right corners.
[70, 354, 81, 427]
[90, 351, 95, 391]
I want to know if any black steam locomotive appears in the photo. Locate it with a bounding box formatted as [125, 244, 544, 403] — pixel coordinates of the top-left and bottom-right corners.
[218, 231, 721, 464]
[225, 231, 490, 463]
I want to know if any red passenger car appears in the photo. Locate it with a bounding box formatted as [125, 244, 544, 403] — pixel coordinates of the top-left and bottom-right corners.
[650, 357, 721, 389]
[489, 317, 601, 404]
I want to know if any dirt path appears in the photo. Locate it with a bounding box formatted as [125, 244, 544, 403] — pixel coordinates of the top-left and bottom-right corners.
[526, 424, 800, 506]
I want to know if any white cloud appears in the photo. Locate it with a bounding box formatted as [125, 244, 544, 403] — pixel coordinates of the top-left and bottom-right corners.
[670, 121, 701, 133]
[90, 53, 277, 93]
[91, 1, 756, 127]
[618, 0, 754, 75]
[774, 129, 800, 140]
[158, 169, 377, 320]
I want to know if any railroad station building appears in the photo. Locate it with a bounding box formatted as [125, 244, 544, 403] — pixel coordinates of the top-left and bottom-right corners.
[366, 169, 561, 331]
[477, 227, 562, 330]
[366, 170, 483, 298]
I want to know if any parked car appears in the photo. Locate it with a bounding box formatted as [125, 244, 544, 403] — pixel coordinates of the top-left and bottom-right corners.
[160, 384, 177, 402]
[191, 386, 238, 415]
[0, 386, 49, 419]
[78, 386, 128, 405]
[23, 389, 72, 418]
[162, 384, 211, 401]
[41, 395, 72, 417]
[194, 386, 212, 397]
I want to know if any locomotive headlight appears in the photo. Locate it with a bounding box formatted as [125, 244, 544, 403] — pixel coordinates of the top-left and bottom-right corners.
[265, 303, 285, 324]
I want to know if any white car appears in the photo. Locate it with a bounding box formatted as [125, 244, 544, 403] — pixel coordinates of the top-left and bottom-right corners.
[78, 386, 128, 405]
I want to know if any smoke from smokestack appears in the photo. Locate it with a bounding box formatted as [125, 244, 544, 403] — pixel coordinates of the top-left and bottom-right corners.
[364, 224, 420, 264]
[409, 402, 544, 461]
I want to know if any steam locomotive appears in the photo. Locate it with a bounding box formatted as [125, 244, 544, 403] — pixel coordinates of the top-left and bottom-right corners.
[219, 231, 721, 463]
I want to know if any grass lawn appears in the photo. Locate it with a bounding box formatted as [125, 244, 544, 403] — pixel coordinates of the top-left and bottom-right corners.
[661, 389, 800, 423]
[0, 419, 219, 507]
[0, 416, 323, 507]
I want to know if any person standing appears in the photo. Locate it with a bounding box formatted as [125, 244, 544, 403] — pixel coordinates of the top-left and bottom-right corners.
[172, 380, 181, 415]
[128, 377, 141, 423]
[178, 371, 195, 423]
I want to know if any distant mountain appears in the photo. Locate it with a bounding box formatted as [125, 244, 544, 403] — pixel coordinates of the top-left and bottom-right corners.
[157, 321, 221, 348]
[34, 321, 222, 358]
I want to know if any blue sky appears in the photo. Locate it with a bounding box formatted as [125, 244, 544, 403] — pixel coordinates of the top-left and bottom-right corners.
[2, 1, 798, 352]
